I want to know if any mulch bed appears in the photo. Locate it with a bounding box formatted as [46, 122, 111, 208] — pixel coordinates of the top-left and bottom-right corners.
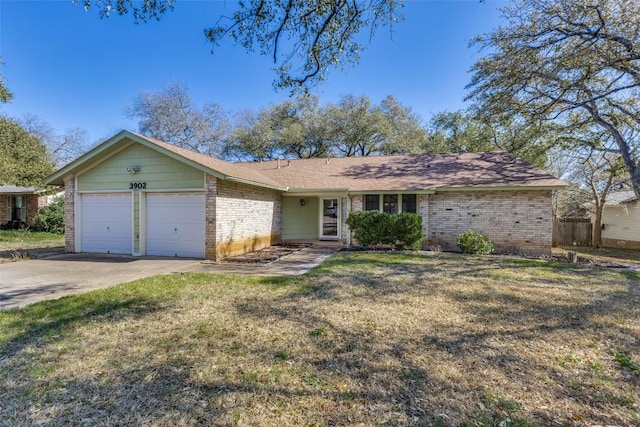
[223, 243, 313, 263]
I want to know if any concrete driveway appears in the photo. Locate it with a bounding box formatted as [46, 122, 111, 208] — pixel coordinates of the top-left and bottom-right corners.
[0, 247, 338, 311]
[0, 254, 203, 311]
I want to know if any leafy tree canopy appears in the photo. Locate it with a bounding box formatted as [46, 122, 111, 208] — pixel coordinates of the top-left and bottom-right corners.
[424, 110, 561, 168]
[76, 0, 403, 91]
[466, 0, 640, 198]
[223, 94, 425, 161]
[0, 117, 55, 187]
[0, 58, 13, 104]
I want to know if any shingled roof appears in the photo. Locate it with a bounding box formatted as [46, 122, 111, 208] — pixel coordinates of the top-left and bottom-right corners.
[603, 191, 638, 206]
[239, 152, 565, 192]
[45, 131, 565, 192]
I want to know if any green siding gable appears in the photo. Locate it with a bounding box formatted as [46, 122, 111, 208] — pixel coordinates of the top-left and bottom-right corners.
[282, 196, 319, 240]
[77, 143, 204, 191]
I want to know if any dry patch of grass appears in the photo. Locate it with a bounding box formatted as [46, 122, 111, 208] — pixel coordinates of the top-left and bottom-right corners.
[1, 253, 638, 426]
[555, 246, 640, 265]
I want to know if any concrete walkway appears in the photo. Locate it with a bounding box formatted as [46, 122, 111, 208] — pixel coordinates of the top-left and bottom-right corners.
[0, 246, 339, 310]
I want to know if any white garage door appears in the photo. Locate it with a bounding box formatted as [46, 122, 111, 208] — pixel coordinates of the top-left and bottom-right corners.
[81, 193, 132, 254]
[146, 193, 205, 258]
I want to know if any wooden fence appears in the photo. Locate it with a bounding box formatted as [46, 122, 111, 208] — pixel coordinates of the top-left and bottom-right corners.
[552, 219, 592, 247]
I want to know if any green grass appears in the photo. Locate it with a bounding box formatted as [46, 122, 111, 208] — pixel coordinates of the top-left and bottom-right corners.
[0, 229, 64, 261]
[1, 252, 638, 426]
[0, 229, 63, 244]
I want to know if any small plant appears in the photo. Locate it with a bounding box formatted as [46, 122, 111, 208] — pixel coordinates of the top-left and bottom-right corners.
[274, 350, 290, 361]
[457, 230, 495, 255]
[10, 250, 31, 261]
[614, 350, 638, 371]
[310, 326, 329, 337]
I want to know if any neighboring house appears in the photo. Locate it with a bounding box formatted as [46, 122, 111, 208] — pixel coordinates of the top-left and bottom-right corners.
[0, 186, 51, 227]
[45, 130, 565, 259]
[594, 191, 640, 249]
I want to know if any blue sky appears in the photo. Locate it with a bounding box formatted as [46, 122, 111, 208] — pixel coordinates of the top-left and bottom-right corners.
[0, 0, 507, 143]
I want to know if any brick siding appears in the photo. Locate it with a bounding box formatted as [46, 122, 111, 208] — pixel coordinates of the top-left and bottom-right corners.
[207, 177, 282, 260]
[348, 190, 552, 254]
[425, 190, 553, 255]
[64, 176, 76, 252]
[0, 195, 7, 223]
[0, 194, 46, 225]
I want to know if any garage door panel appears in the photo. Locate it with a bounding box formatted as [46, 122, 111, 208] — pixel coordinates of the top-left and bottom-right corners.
[146, 193, 205, 258]
[81, 193, 132, 254]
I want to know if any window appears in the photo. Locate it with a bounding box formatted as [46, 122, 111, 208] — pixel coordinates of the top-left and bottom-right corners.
[8, 196, 27, 222]
[383, 194, 398, 214]
[363, 193, 418, 213]
[365, 194, 380, 211]
[402, 194, 417, 213]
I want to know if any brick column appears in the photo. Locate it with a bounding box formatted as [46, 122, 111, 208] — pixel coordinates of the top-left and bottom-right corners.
[204, 174, 217, 260]
[419, 194, 429, 248]
[64, 176, 76, 253]
[64, 175, 76, 252]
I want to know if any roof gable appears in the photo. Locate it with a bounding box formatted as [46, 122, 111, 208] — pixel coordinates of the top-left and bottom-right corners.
[45, 130, 286, 190]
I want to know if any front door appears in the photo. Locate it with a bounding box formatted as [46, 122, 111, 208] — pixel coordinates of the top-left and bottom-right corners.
[321, 198, 339, 239]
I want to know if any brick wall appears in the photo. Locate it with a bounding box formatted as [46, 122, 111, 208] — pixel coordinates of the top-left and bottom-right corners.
[64, 176, 76, 253]
[0, 195, 6, 223]
[425, 190, 553, 255]
[204, 174, 217, 260]
[25, 195, 46, 225]
[0, 194, 45, 225]
[213, 179, 282, 260]
[351, 195, 363, 212]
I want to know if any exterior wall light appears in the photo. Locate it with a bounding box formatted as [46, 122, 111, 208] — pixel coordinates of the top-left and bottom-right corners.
[126, 166, 140, 174]
[300, 198, 306, 206]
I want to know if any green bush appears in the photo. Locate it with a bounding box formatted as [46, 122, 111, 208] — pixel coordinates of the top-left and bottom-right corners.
[390, 213, 423, 250]
[346, 210, 391, 247]
[457, 230, 495, 255]
[33, 196, 65, 234]
[346, 210, 422, 250]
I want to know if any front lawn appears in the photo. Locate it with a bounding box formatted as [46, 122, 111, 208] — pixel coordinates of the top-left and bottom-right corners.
[0, 230, 64, 261]
[1, 253, 638, 426]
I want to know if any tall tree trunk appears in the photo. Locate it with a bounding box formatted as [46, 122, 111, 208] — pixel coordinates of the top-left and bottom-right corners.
[592, 206, 603, 249]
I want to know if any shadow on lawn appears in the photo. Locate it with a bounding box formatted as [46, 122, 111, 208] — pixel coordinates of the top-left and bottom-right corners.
[236, 255, 640, 425]
[0, 294, 163, 359]
[2, 255, 638, 426]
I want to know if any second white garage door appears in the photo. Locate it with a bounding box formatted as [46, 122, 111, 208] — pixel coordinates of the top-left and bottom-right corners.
[145, 193, 206, 258]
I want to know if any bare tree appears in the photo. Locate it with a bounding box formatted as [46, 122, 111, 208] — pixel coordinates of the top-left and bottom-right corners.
[571, 150, 627, 248]
[20, 114, 89, 166]
[126, 83, 231, 157]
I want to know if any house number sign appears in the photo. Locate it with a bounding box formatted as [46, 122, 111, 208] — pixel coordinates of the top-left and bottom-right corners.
[129, 182, 147, 189]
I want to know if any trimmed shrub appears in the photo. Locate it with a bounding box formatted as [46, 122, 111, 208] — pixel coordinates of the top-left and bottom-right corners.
[32, 196, 65, 234]
[346, 210, 422, 250]
[457, 230, 495, 255]
[390, 213, 423, 250]
[346, 210, 391, 247]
